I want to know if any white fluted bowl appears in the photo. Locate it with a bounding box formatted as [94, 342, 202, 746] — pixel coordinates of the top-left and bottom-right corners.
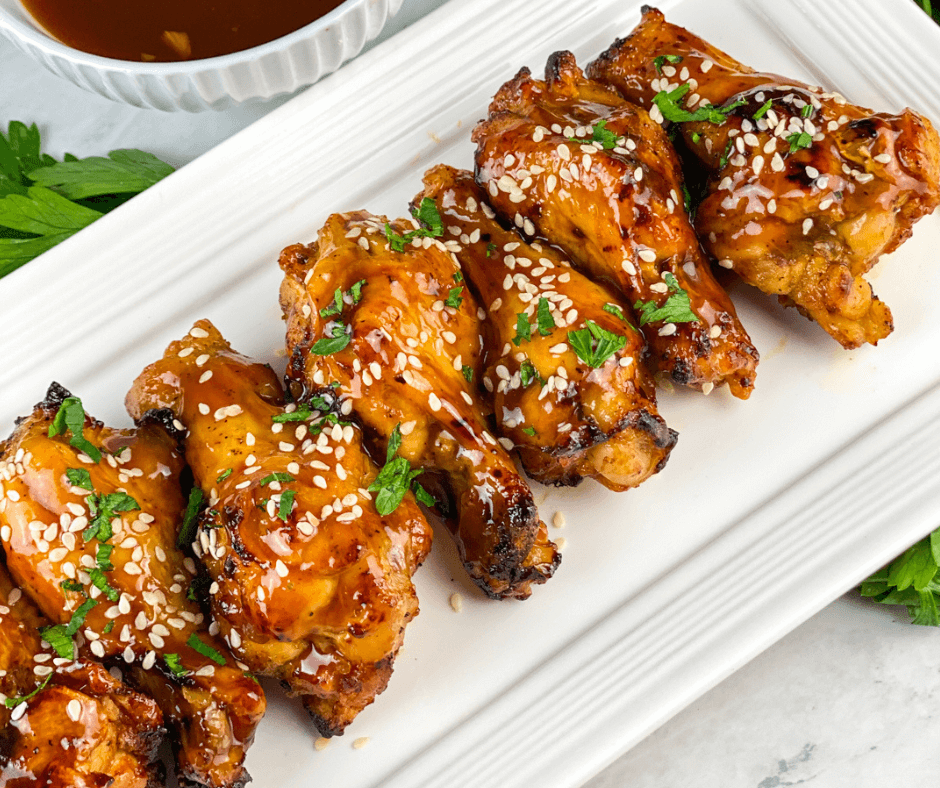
[0, 0, 403, 111]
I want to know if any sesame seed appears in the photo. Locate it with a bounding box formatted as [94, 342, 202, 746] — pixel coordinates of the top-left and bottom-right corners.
[658, 324, 678, 337]
[199, 371, 213, 384]
[198, 403, 210, 415]
[552, 511, 566, 528]
[67, 699, 82, 721]
[702, 382, 715, 396]
[556, 537, 567, 550]
[353, 737, 370, 750]
[179, 347, 194, 358]
[428, 393, 442, 412]
[450, 593, 463, 613]
[802, 218, 813, 235]
[718, 259, 734, 269]
[709, 325, 722, 339]
[767, 199, 777, 214]
[637, 249, 656, 263]
[874, 153, 892, 164]
[315, 737, 330, 751]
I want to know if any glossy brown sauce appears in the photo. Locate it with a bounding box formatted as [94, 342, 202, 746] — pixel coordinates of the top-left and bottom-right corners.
[22, 0, 345, 62]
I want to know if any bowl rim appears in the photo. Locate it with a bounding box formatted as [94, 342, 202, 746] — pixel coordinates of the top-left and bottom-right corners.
[0, 0, 366, 72]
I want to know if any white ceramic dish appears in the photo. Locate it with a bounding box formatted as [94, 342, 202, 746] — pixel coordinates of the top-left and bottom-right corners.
[2, 0, 939, 786]
[0, 0, 402, 111]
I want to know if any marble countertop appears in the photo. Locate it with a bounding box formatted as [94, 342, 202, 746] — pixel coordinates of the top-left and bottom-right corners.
[2, 0, 938, 785]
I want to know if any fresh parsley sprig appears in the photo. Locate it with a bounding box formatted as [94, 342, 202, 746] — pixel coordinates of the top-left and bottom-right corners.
[633, 273, 700, 326]
[861, 529, 940, 626]
[568, 321, 626, 368]
[652, 83, 745, 125]
[40, 598, 97, 659]
[568, 119, 619, 150]
[385, 198, 444, 252]
[48, 397, 101, 463]
[653, 54, 683, 74]
[177, 487, 204, 550]
[0, 121, 173, 278]
[311, 322, 352, 355]
[83, 491, 140, 543]
[368, 424, 424, 516]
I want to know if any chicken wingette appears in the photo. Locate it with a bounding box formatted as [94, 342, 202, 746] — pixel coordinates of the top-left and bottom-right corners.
[473, 50, 758, 398]
[588, 6, 940, 348]
[0, 383, 264, 788]
[126, 320, 432, 738]
[416, 165, 676, 490]
[0, 558, 164, 788]
[279, 210, 560, 599]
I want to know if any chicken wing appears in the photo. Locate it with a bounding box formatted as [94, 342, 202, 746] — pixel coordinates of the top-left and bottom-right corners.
[416, 165, 677, 490]
[0, 384, 264, 788]
[472, 50, 758, 398]
[587, 6, 940, 348]
[125, 320, 432, 738]
[279, 211, 560, 599]
[0, 559, 164, 788]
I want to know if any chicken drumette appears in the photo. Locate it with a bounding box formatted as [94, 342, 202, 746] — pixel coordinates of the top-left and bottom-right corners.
[0, 559, 164, 788]
[126, 320, 432, 738]
[473, 50, 758, 398]
[416, 165, 677, 490]
[279, 211, 560, 599]
[588, 6, 940, 348]
[0, 384, 265, 788]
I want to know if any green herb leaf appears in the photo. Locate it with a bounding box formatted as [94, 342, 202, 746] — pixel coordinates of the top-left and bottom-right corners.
[602, 303, 627, 322]
[277, 490, 296, 521]
[536, 297, 556, 336]
[48, 396, 101, 463]
[486, 242, 497, 257]
[385, 223, 408, 252]
[40, 597, 98, 659]
[653, 54, 683, 74]
[186, 633, 227, 666]
[164, 653, 191, 678]
[786, 131, 813, 153]
[216, 469, 233, 483]
[652, 83, 744, 125]
[102, 620, 114, 634]
[412, 481, 436, 507]
[633, 272, 700, 326]
[349, 279, 366, 303]
[386, 423, 403, 464]
[88, 567, 119, 602]
[260, 472, 294, 486]
[82, 492, 139, 543]
[800, 104, 813, 118]
[319, 288, 344, 319]
[310, 322, 351, 356]
[462, 365, 474, 383]
[513, 313, 532, 346]
[4, 674, 51, 709]
[66, 467, 93, 491]
[568, 320, 627, 368]
[368, 425, 422, 516]
[522, 426, 537, 437]
[96, 543, 114, 572]
[177, 487, 204, 550]
[271, 400, 329, 423]
[452, 271, 463, 283]
[29, 150, 173, 200]
[753, 100, 773, 120]
[385, 200, 445, 253]
[0, 185, 101, 237]
[60, 579, 84, 593]
[519, 359, 542, 387]
[445, 286, 464, 309]
[569, 119, 618, 150]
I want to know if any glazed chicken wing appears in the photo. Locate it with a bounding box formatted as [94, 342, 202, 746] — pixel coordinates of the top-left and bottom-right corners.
[416, 165, 677, 490]
[473, 50, 758, 398]
[279, 211, 560, 599]
[125, 320, 432, 737]
[0, 559, 164, 788]
[0, 384, 265, 788]
[588, 6, 940, 348]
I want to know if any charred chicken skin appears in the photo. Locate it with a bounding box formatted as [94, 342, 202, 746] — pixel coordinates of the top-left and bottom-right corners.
[279, 211, 560, 599]
[0, 559, 164, 788]
[125, 320, 432, 738]
[416, 165, 677, 490]
[473, 50, 758, 398]
[588, 6, 940, 348]
[0, 384, 264, 788]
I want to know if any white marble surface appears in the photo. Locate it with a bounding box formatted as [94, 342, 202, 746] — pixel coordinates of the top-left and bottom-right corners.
[2, 1, 939, 785]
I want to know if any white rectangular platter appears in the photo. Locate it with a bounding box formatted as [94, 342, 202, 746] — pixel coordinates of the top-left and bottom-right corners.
[2, 0, 940, 786]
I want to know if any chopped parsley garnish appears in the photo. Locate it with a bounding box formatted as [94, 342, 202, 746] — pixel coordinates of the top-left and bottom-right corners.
[164, 653, 191, 678]
[186, 633, 226, 666]
[276, 490, 296, 522]
[801, 104, 813, 118]
[83, 491, 139, 543]
[60, 579, 84, 593]
[48, 396, 101, 463]
[633, 272, 700, 326]
[385, 198, 444, 252]
[681, 183, 694, 219]
[536, 297, 555, 336]
[96, 543, 114, 572]
[786, 131, 813, 153]
[310, 322, 351, 355]
[88, 567, 119, 602]
[368, 424, 423, 516]
[753, 100, 773, 120]
[513, 313, 532, 346]
[486, 242, 497, 257]
[519, 359, 542, 387]
[602, 303, 628, 322]
[412, 481, 436, 507]
[102, 620, 114, 634]
[522, 426, 537, 437]
[568, 119, 618, 150]
[3, 674, 51, 708]
[66, 467, 93, 490]
[216, 469, 232, 483]
[177, 487, 204, 550]
[445, 286, 464, 309]
[40, 597, 97, 659]
[568, 321, 627, 368]
[319, 280, 366, 318]
[652, 83, 744, 125]
[462, 365, 474, 383]
[653, 54, 683, 74]
[718, 139, 734, 169]
[453, 271, 463, 283]
[272, 397, 330, 423]
[260, 472, 294, 486]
